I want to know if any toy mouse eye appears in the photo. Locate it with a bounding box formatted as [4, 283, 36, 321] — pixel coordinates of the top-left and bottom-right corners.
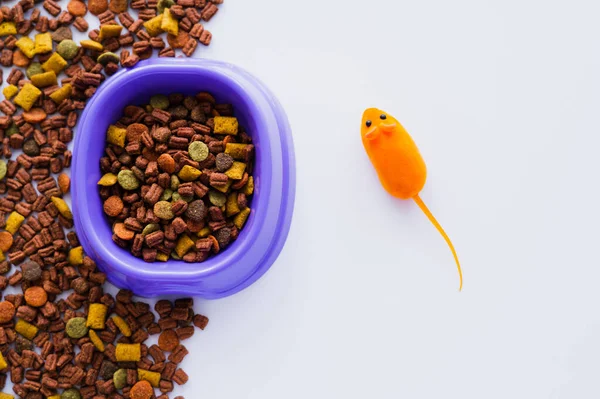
[365, 120, 372, 127]
[380, 114, 387, 120]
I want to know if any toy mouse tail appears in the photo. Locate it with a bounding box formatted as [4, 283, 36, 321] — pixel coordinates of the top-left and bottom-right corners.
[413, 194, 463, 291]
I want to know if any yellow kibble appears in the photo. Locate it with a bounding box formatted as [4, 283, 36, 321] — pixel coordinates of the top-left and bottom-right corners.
[0, 22, 17, 36]
[178, 165, 202, 182]
[15, 37, 36, 59]
[111, 315, 131, 337]
[143, 14, 164, 36]
[87, 303, 108, 329]
[115, 343, 141, 362]
[156, 252, 168, 262]
[3, 84, 18, 100]
[224, 143, 250, 160]
[80, 39, 103, 51]
[198, 226, 211, 238]
[226, 192, 241, 217]
[6, 212, 25, 234]
[137, 369, 161, 387]
[107, 124, 126, 148]
[46, 396, 60, 399]
[68, 246, 83, 265]
[233, 207, 251, 230]
[175, 234, 195, 258]
[0, 250, 5, 263]
[214, 116, 239, 135]
[31, 71, 57, 88]
[160, 8, 178, 35]
[0, 393, 14, 399]
[99, 24, 123, 40]
[42, 53, 67, 74]
[89, 330, 105, 352]
[13, 83, 42, 111]
[0, 351, 7, 371]
[224, 162, 246, 180]
[97, 173, 118, 186]
[49, 84, 73, 104]
[50, 196, 72, 219]
[213, 179, 232, 194]
[15, 319, 39, 340]
[34, 33, 53, 54]
[242, 176, 254, 195]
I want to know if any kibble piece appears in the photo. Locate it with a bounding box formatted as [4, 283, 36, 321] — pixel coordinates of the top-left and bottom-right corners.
[89, 329, 105, 351]
[0, 22, 17, 36]
[23, 108, 48, 124]
[112, 315, 132, 336]
[130, 380, 153, 399]
[6, 212, 25, 234]
[31, 71, 58, 88]
[226, 193, 241, 217]
[67, 0, 87, 16]
[99, 24, 123, 40]
[225, 162, 246, 180]
[118, 170, 140, 190]
[0, 352, 7, 371]
[178, 165, 202, 182]
[61, 389, 81, 399]
[0, 231, 13, 252]
[68, 246, 84, 265]
[107, 124, 127, 147]
[3, 85, 18, 100]
[0, 301, 16, 323]
[243, 176, 255, 195]
[80, 39, 103, 51]
[15, 319, 39, 340]
[88, 0, 108, 14]
[175, 234, 194, 257]
[154, 201, 174, 220]
[113, 369, 128, 389]
[161, 8, 178, 36]
[51, 196, 73, 219]
[150, 94, 169, 110]
[115, 343, 141, 362]
[193, 314, 209, 330]
[49, 83, 73, 103]
[97, 51, 120, 66]
[98, 173, 118, 186]
[42, 52, 68, 74]
[188, 141, 209, 162]
[58, 173, 71, 193]
[34, 33, 53, 54]
[104, 196, 124, 217]
[66, 317, 88, 338]
[56, 39, 79, 60]
[0, 160, 5, 180]
[158, 328, 180, 351]
[26, 62, 44, 78]
[87, 303, 108, 329]
[14, 84, 42, 111]
[208, 190, 226, 207]
[144, 14, 164, 36]
[21, 261, 42, 281]
[234, 207, 251, 229]
[15, 37, 36, 59]
[214, 116, 239, 135]
[224, 143, 250, 160]
[24, 286, 48, 307]
[157, 0, 174, 13]
[138, 369, 161, 387]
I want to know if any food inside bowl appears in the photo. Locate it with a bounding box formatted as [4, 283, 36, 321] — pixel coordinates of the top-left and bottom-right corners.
[98, 91, 255, 263]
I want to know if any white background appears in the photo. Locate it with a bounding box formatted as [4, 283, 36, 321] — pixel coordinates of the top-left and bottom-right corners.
[5, 0, 600, 398]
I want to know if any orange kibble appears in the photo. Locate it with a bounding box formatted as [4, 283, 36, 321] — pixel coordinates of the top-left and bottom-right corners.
[113, 223, 134, 241]
[0, 231, 13, 252]
[158, 329, 179, 352]
[13, 50, 31, 67]
[24, 286, 48, 307]
[67, 0, 87, 16]
[167, 31, 189, 49]
[22, 108, 47, 124]
[58, 173, 70, 193]
[157, 153, 175, 174]
[130, 380, 153, 399]
[103, 196, 124, 217]
[126, 123, 147, 143]
[0, 301, 15, 323]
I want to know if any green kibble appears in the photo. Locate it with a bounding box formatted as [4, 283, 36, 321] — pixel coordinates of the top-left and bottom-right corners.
[113, 369, 127, 389]
[157, 0, 174, 13]
[26, 62, 44, 79]
[170, 252, 181, 260]
[188, 141, 209, 162]
[149, 94, 169, 110]
[170, 175, 180, 190]
[171, 192, 181, 202]
[208, 190, 227, 207]
[117, 170, 140, 190]
[160, 188, 173, 201]
[181, 195, 193, 203]
[56, 40, 79, 60]
[0, 160, 6, 180]
[154, 201, 174, 220]
[66, 317, 88, 338]
[61, 388, 82, 399]
[142, 223, 160, 235]
[97, 52, 120, 66]
[6, 123, 18, 137]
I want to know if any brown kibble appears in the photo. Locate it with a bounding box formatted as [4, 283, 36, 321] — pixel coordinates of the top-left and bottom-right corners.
[67, 0, 87, 16]
[22, 108, 47, 124]
[126, 123, 148, 143]
[130, 380, 153, 399]
[103, 195, 124, 217]
[193, 314, 209, 330]
[0, 231, 13, 252]
[109, 0, 127, 13]
[167, 31, 189, 49]
[0, 301, 16, 323]
[158, 329, 179, 352]
[24, 286, 48, 307]
[157, 153, 176, 174]
[88, 0, 108, 15]
[58, 173, 71, 193]
[114, 223, 135, 240]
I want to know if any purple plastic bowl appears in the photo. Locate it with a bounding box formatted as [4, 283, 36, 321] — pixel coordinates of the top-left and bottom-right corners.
[71, 58, 295, 299]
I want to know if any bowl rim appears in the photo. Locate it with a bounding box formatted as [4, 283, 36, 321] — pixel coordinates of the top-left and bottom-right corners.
[71, 58, 295, 296]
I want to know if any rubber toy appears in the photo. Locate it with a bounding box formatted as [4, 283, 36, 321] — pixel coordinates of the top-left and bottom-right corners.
[361, 108, 463, 290]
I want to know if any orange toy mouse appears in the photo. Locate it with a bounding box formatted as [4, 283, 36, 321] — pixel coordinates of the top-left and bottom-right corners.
[361, 108, 463, 290]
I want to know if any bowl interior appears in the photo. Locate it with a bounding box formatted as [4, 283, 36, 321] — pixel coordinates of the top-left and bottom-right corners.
[74, 63, 271, 280]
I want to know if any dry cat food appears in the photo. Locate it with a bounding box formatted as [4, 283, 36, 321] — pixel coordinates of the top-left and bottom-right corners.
[0, 0, 225, 397]
[99, 92, 255, 262]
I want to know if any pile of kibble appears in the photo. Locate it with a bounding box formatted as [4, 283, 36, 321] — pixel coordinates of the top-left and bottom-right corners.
[0, 0, 225, 398]
[100, 92, 254, 263]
